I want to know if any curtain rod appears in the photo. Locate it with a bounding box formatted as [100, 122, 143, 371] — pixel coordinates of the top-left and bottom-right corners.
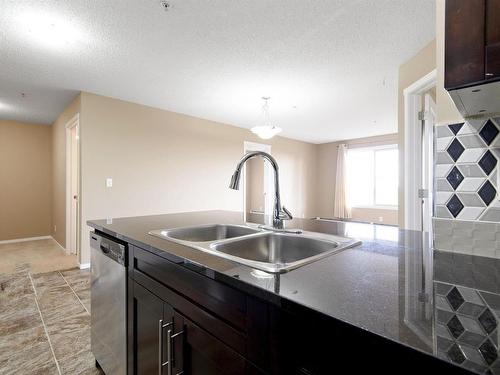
[336, 141, 397, 149]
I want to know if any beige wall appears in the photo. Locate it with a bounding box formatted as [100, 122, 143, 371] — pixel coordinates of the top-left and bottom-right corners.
[397, 40, 437, 226]
[315, 133, 399, 226]
[351, 207, 398, 226]
[78, 92, 317, 264]
[51, 94, 81, 247]
[0, 121, 52, 240]
[436, 0, 462, 125]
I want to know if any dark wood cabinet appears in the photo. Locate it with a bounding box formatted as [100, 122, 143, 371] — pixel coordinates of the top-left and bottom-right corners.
[119, 240, 474, 375]
[175, 312, 262, 375]
[445, 0, 500, 89]
[131, 281, 255, 375]
[131, 282, 167, 374]
[129, 245, 266, 375]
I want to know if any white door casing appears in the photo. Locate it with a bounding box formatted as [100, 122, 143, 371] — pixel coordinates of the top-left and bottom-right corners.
[65, 113, 80, 256]
[403, 69, 437, 231]
[422, 93, 436, 234]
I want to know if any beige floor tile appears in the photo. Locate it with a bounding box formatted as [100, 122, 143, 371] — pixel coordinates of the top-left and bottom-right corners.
[61, 269, 91, 292]
[0, 338, 58, 375]
[58, 349, 103, 375]
[0, 238, 78, 274]
[0, 240, 99, 375]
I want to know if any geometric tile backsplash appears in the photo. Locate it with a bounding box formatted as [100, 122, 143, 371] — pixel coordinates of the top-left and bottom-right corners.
[435, 281, 500, 374]
[435, 118, 500, 222]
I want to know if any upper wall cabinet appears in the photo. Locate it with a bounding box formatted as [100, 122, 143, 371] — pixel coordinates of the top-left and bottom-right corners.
[445, 0, 500, 89]
[445, 0, 500, 117]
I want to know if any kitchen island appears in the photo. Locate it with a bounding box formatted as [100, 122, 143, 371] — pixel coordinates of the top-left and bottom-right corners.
[88, 211, 499, 374]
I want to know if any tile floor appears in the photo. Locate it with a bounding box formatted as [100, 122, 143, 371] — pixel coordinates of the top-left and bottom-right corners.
[0, 239, 78, 274]
[0, 264, 101, 374]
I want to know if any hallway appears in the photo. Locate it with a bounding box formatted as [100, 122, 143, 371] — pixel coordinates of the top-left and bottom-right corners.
[0, 238, 78, 275]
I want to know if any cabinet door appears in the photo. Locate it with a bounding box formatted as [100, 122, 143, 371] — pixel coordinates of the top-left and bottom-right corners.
[132, 282, 175, 375]
[445, 0, 485, 88]
[172, 311, 264, 375]
[486, 0, 500, 79]
[486, 0, 500, 45]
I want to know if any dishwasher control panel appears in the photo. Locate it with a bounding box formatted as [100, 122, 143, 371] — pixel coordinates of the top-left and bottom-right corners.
[90, 232, 127, 266]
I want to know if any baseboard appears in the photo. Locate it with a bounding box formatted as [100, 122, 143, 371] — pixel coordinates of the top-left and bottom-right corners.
[79, 263, 90, 270]
[0, 236, 51, 245]
[50, 236, 67, 252]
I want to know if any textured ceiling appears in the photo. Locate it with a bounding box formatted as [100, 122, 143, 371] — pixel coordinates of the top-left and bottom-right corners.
[0, 0, 435, 143]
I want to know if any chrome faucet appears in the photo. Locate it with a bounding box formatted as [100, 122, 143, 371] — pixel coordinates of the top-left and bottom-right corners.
[229, 151, 293, 229]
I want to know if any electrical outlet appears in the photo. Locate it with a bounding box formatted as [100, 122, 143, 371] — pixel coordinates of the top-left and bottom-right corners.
[378, 217, 383, 222]
[54, 225, 57, 232]
[106, 178, 113, 188]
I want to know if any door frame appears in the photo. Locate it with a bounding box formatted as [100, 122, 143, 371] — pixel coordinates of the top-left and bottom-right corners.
[65, 113, 81, 256]
[422, 93, 436, 234]
[403, 69, 437, 230]
[242, 141, 273, 222]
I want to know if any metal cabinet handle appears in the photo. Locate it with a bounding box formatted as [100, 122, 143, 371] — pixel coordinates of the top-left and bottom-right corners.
[158, 319, 173, 375]
[168, 329, 185, 375]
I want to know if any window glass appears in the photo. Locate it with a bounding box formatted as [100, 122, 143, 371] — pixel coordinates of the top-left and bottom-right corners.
[346, 146, 398, 208]
[375, 148, 398, 206]
[346, 149, 374, 207]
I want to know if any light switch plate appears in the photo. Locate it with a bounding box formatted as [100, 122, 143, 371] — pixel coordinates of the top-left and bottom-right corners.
[106, 178, 113, 188]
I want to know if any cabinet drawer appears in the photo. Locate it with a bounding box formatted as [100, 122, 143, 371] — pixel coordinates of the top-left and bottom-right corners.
[486, 43, 500, 79]
[130, 245, 247, 331]
[133, 269, 246, 354]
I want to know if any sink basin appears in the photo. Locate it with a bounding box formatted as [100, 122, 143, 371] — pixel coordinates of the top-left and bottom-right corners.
[149, 224, 361, 273]
[150, 224, 259, 242]
[210, 232, 348, 273]
[211, 232, 336, 264]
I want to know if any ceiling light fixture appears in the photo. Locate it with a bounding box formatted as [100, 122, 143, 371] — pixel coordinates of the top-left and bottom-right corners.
[17, 12, 83, 50]
[251, 97, 282, 140]
[0, 101, 12, 112]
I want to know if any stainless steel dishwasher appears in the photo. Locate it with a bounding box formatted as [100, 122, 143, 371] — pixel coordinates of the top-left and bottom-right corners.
[90, 232, 127, 375]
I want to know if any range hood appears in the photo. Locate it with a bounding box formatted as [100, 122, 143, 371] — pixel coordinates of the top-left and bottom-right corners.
[449, 80, 500, 119]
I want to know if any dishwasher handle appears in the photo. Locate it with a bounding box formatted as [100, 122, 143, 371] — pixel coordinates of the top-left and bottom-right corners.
[90, 232, 127, 266]
[100, 243, 111, 254]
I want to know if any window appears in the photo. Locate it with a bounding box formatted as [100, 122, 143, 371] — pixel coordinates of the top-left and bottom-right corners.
[346, 145, 398, 208]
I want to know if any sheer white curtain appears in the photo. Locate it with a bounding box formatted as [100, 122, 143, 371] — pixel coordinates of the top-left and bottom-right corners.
[333, 144, 351, 219]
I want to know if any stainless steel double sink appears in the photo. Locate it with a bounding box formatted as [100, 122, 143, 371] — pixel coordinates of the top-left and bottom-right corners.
[149, 224, 361, 273]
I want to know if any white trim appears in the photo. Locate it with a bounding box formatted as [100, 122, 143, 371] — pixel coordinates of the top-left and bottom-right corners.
[79, 262, 90, 270]
[64, 113, 79, 130]
[0, 236, 51, 245]
[403, 69, 437, 230]
[50, 236, 66, 252]
[65, 113, 80, 257]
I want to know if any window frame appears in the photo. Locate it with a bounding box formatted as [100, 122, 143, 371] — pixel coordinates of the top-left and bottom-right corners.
[346, 144, 399, 210]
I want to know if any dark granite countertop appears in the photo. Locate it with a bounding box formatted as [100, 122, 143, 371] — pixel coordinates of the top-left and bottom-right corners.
[87, 210, 500, 374]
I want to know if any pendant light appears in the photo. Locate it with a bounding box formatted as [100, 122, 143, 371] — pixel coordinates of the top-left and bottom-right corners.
[251, 97, 282, 140]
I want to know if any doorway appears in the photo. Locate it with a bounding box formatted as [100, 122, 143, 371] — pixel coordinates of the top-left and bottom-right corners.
[65, 114, 80, 257]
[242, 141, 274, 224]
[403, 69, 437, 232]
[421, 92, 436, 234]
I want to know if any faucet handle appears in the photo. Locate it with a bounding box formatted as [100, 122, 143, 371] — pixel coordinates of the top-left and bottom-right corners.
[280, 206, 293, 221]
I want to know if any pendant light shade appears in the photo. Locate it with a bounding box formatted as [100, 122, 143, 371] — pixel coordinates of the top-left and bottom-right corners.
[251, 97, 282, 139]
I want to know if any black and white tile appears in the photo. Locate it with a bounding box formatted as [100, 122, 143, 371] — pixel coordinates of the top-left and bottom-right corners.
[435, 118, 500, 222]
[435, 281, 500, 374]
